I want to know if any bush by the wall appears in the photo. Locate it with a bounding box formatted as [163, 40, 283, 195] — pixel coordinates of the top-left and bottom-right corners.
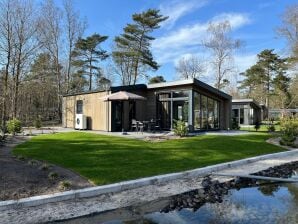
[173, 120, 188, 137]
[6, 119, 22, 135]
[254, 122, 260, 132]
[232, 119, 240, 130]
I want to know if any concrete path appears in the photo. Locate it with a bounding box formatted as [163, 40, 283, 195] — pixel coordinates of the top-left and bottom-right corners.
[22, 127, 252, 140]
[1, 149, 298, 224]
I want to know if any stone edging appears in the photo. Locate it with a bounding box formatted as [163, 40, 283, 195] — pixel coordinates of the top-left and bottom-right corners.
[1, 149, 298, 211]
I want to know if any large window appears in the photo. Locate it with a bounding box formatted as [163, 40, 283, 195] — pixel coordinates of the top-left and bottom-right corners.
[76, 100, 83, 114]
[194, 92, 201, 129]
[194, 91, 220, 130]
[201, 95, 208, 129]
[157, 91, 189, 129]
[214, 101, 219, 128]
[240, 108, 244, 124]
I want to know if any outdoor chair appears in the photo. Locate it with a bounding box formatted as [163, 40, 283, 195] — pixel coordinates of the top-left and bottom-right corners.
[138, 121, 144, 134]
[131, 119, 138, 132]
[154, 119, 161, 132]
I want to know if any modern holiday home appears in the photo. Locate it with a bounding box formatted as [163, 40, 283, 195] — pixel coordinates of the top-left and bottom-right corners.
[62, 78, 232, 132]
[231, 99, 262, 126]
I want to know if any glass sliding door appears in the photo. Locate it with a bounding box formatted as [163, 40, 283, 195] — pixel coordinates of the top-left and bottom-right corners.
[157, 93, 171, 130]
[214, 101, 219, 128]
[194, 90, 220, 130]
[201, 95, 208, 129]
[194, 92, 201, 129]
[173, 101, 189, 122]
[207, 98, 214, 129]
[157, 91, 190, 130]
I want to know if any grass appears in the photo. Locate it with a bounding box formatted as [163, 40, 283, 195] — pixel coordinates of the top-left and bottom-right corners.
[240, 124, 281, 132]
[13, 132, 285, 185]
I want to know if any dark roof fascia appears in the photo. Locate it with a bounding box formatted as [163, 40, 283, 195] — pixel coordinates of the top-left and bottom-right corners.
[110, 84, 147, 92]
[232, 99, 261, 109]
[193, 79, 232, 100]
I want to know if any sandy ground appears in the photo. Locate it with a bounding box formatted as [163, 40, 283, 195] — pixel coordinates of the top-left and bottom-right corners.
[0, 136, 93, 201]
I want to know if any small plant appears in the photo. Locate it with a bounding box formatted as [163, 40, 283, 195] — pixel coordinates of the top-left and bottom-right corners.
[254, 122, 260, 132]
[28, 127, 33, 136]
[232, 119, 240, 130]
[34, 117, 42, 129]
[39, 163, 49, 171]
[16, 155, 26, 161]
[58, 180, 71, 190]
[6, 119, 22, 135]
[28, 159, 39, 166]
[48, 172, 58, 180]
[267, 124, 275, 132]
[173, 120, 188, 137]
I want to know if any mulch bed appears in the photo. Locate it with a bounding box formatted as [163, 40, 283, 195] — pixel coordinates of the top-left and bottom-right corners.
[0, 136, 93, 201]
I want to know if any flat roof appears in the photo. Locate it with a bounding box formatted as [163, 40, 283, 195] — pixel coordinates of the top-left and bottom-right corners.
[148, 78, 231, 100]
[232, 99, 261, 108]
[63, 79, 231, 100]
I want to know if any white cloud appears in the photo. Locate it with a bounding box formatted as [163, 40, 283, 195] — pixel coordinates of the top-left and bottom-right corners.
[159, 0, 208, 29]
[234, 53, 257, 73]
[211, 13, 251, 29]
[153, 13, 251, 64]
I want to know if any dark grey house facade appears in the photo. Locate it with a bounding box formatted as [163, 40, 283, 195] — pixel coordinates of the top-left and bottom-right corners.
[232, 99, 261, 126]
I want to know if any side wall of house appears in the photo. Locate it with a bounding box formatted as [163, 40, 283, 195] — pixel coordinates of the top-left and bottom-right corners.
[62, 91, 111, 131]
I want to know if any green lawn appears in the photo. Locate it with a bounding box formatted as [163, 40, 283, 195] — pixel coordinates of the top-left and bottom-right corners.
[240, 125, 281, 132]
[13, 132, 285, 185]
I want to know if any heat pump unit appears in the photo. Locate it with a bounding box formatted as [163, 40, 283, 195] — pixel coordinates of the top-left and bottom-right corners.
[75, 114, 87, 130]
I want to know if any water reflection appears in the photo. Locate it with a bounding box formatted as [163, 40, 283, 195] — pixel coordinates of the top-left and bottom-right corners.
[59, 182, 298, 224]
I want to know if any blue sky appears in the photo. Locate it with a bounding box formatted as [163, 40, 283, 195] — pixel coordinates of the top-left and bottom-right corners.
[70, 0, 296, 85]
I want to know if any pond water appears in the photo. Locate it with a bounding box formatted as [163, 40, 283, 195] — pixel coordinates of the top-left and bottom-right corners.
[61, 181, 298, 224]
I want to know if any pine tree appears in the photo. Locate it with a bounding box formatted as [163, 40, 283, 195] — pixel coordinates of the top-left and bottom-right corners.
[72, 34, 109, 91]
[113, 9, 168, 85]
[240, 49, 290, 109]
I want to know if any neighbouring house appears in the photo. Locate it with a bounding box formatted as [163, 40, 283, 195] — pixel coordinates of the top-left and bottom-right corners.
[62, 78, 232, 132]
[269, 108, 298, 119]
[231, 99, 263, 126]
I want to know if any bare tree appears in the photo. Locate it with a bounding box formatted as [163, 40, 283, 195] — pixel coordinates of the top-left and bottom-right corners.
[203, 21, 241, 89]
[11, 0, 40, 118]
[63, 0, 86, 93]
[277, 3, 298, 62]
[175, 55, 205, 80]
[38, 0, 63, 121]
[0, 0, 14, 130]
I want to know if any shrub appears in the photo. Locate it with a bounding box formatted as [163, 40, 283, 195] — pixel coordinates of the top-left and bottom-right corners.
[173, 120, 188, 137]
[16, 155, 26, 161]
[232, 119, 240, 130]
[6, 119, 22, 135]
[28, 159, 39, 166]
[267, 124, 275, 132]
[280, 116, 298, 146]
[34, 117, 42, 129]
[48, 172, 58, 180]
[58, 180, 71, 190]
[254, 122, 260, 132]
